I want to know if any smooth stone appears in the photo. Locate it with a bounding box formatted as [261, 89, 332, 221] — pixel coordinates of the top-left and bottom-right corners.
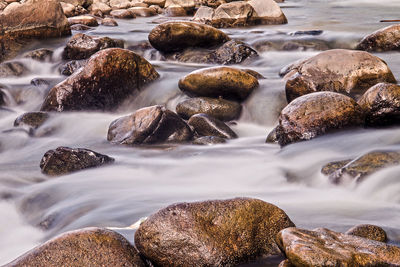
[345, 224, 388, 243]
[0, 61, 28, 77]
[179, 66, 258, 102]
[109, 0, 131, 9]
[101, 17, 118, 26]
[176, 97, 242, 121]
[41, 48, 159, 112]
[22, 48, 53, 61]
[135, 198, 295, 266]
[107, 105, 193, 145]
[210, 40, 258, 64]
[188, 113, 238, 139]
[164, 5, 187, 16]
[357, 24, 400, 52]
[40, 146, 114, 176]
[110, 9, 136, 19]
[89, 2, 112, 14]
[68, 15, 99, 26]
[70, 23, 92, 30]
[14, 112, 50, 129]
[192, 136, 226, 145]
[59, 59, 86, 75]
[143, 0, 165, 7]
[321, 159, 351, 176]
[128, 7, 157, 17]
[276, 92, 365, 146]
[164, 0, 195, 12]
[148, 21, 230, 53]
[265, 127, 277, 143]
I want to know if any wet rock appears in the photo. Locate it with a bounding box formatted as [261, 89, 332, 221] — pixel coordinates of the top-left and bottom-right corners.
[148, 21, 230, 53]
[59, 59, 86, 75]
[276, 92, 365, 146]
[345, 224, 387, 243]
[61, 2, 77, 17]
[128, 7, 157, 17]
[107, 105, 193, 145]
[253, 38, 331, 52]
[143, 0, 165, 7]
[14, 112, 50, 129]
[192, 135, 226, 145]
[164, 5, 187, 16]
[266, 127, 277, 143]
[22, 48, 53, 62]
[31, 78, 50, 87]
[178, 66, 258, 101]
[89, 2, 112, 14]
[109, 0, 131, 9]
[5, 227, 145, 267]
[326, 150, 400, 184]
[70, 23, 92, 31]
[164, 0, 195, 12]
[277, 227, 400, 266]
[358, 82, 400, 126]
[68, 15, 99, 26]
[284, 49, 396, 102]
[40, 146, 114, 176]
[241, 68, 265, 79]
[110, 9, 136, 19]
[102, 17, 118, 26]
[0, 61, 28, 77]
[63, 33, 124, 60]
[210, 40, 258, 64]
[278, 259, 294, 267]
[289, 30, 323, 36]
[42, 48, 159, 112]
[357, 24, 400, 52]
[188, 113, 238, 139]
[135, 198, 295, 266]
[321, 159, 351, 176]
[176, 97, 242, 121]
[193, 0, 287, 28]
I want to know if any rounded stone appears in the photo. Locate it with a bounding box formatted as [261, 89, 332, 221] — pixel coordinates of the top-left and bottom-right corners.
[357, 24, 400, 52]
[188, 113, 238, 139]
[68, 15, 99, 26]
[345, 224, 387, 243]
[192, 136, 226, 145]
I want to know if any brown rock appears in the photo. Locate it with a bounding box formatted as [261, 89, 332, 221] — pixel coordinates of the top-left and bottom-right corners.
[143, 0, 165, 7]
[110, 9, 136, 19]
[164, 0, 195, 12]
[284, 49, 396, 102]
[148, 21, 230, 53]
[192, 135, 226, 145]
[135, 198, 295, 266]
[321, 159, 351, 176]
[41, 48, 159, 112]
[14, 112, 50, 129]
[89, 2, 112, 14]
[5, 227, 145, 267]
[345, 224, 387, 243]
[210, 40, 258, 64]
[357, 24, 400, 52]
[59, 59, 87, 76]
[68, 15, 99, 26]
[128, 7, 157, 17]
[101, 17, 118, 26]
[107, 105, 193, 145]
[188, 113, 238, 139]
[278, 259, 294, 267]
[276, 92, 365, 146]
[70, 23, 92, 30]
[22, 48, 53, 62]
[0, 61, 28, 78]
[164, 5, 187, 16]
[277, 227, 400, 266]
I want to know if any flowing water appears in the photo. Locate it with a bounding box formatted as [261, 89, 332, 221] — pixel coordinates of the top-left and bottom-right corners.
[1, 0, 400, 264]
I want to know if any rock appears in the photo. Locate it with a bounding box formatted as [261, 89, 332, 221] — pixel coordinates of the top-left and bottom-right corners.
[241, 68, 265, 79]
[276, 92, 365, 146]
[284, 49, 396, 102]
[345, 224, 387, 243]
[42, 48, 158, 112]
[210, 40, 258, 64]
[0, 0, 71, 62]
[5, 227, 145, 267]
[107, 105, 193, 145]
[0, 61, 28, 77]
[31, 78, 50, 87]
[128, 7, 157, 17]
[253, 38, 331, 52]
[148, 21, 230, 53]
[102, 17, 118, 26]
[277, 227, 400, 266]
[130, 2, 149, 8]
[358, 82, 400, 126]
[176, 97, 242, 121]
[68, 15, 98, 26]
[89, 2, 112, 14]
[135, 198, 295, 266]
[40, 146, 114, 176]
[357, 24, 400, 52]
[109, 0, 131, 9]
[22, 48, 53, 61]
[143, 0, 165, 7]
[321, 159, 351, 176]
[59, 59, 86, 75]
[61, 2, 77, 17]
[265, 127, 277, 143]
[70, 23, 92, 30]
[164, 5, 187, 16]
[110, 9, 136, 19]
[178, 66, 258, 101]
[193, 0, 287, 28]
[188, 113, 238, 139]
[164, 0, 195, 12]
[63, 33, 123, 60]
[14, 112, 50, 129]
[326, 150, 400, 184]
[192, 135, 226, 145]
[278, 259, 294, 267]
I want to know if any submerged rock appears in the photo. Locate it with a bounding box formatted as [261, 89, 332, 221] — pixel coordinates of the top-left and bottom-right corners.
[357, 24, 400, 52]
[178, 66, 259, 101]
[135, 198, 295, 266]
[284, 49, 396, 102]
[210, 40, 258, 64]
[345, 224, 387, 243]
[176, 97, 242, 121]
[5, 227, 145, 267]
[41, 48, 159, 112]
[276, 92, 365, 146]
[40, 147, 114, 176]
[188, 113, 238, 139]
[59, 59, 87, 75]
[277, 227, 400, 266]
[22, 48, 53, 62]
[148, 21, 230, 53]
[192, 135, 226, 145]
[14, 112, 50, 129]
[107, 105, 193, 145]
[0, 61, 28, 78]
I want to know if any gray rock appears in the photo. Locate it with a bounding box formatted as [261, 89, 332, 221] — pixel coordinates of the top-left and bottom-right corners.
[188, 113, 238, 139]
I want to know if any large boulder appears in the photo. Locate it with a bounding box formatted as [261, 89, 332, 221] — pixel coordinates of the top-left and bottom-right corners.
[148, 21, 230, 53]
[0, 0, 71, 62]
[358, 82, 400, 126]
[188, 113, 238, 139]
[135, 198, 295, 266]
[5, 227, 145, 267]
[357, 24, 400, 52]
[107, 105, 193, 145]
[40, 146, 114, 176]
[284, 49, 396, 102]
[178, 66, 259, 101]
[41, 48, 159, 112]
[277, 227, 400, 266]
[276, 92, 365, 146]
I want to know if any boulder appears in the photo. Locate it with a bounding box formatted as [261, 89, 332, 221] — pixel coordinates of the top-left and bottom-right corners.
[358, 82, 400, 126]
[63, 33, 124, 60]
[5, 228, 145, 267]
[277, 227, 400, 266]
[110, 9, 136, 18]
[188, 113, 238, 139]
[192, 136, 226, 145]
[107, 105, 193, 145]
[345, 224, 387, 243]
[148, 21, 230, 53]
[357, 24, 400, 52]
[41, 48, 159, 112]
[102, 17, 118, 26]
[135, 198, 295, 266]
[164, 0, 195, 12]
[178, 66, 258, 101]
[284, 49, 396, 102]
[68, 15, 99, 26]
[276, 92, 365, 146]
[176, 97, 242, 121]
[109, 0, 131, 9]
